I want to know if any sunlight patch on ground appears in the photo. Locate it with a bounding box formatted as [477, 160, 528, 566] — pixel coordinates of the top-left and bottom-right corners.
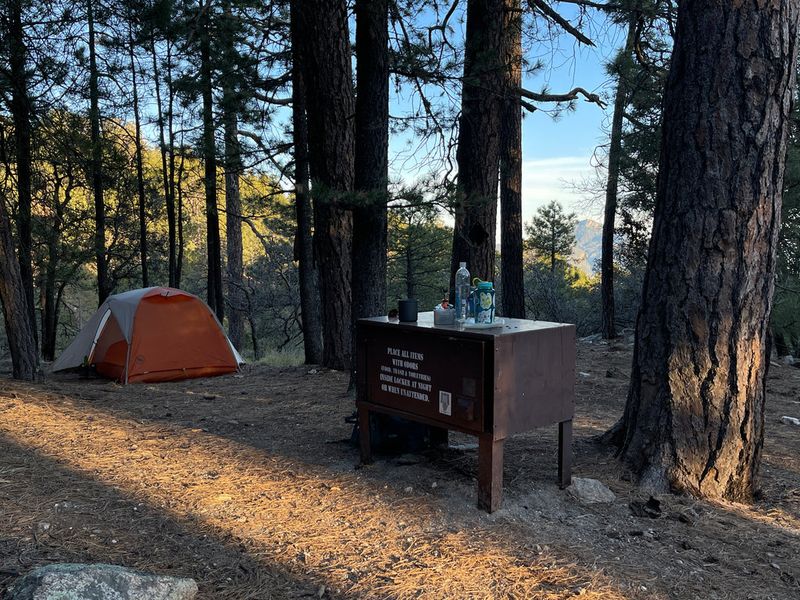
[0, 385, 629, 599]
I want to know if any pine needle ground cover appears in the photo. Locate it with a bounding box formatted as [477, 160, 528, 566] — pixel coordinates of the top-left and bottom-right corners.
[0, 342, 798, 599]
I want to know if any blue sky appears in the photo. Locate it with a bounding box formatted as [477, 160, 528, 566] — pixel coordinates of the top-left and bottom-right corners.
[387, 5, 626, 224]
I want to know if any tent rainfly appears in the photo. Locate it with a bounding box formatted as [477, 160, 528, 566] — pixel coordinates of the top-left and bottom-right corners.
[53, 287, 244, 383]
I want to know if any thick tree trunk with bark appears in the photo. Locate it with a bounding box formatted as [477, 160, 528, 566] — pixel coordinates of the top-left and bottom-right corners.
[299, 0, 355, 371]
[8, 0, 36, 335]
[352, 0, 389, 325]
[129, 26, 148, 287]
[88, 0, 109, 304]
[499, 0, 524, 318]
[199, 0, 224, 321]
[0, 196, 38, 379]
[290, 0, 323, 364]
[601, 15, 637, 340]
[220, 0, 244, 350]
[451, 0, 504, 285]
[614, 0, 800, 500]
[223, 103, 245, 351]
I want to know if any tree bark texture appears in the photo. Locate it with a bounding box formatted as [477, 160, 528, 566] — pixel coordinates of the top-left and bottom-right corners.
[601, 14, 637, 340]
[7, 0, 36, 334]
[299, 0, 355, 371]
[200, 0, 224, 321]
[499, 0, 524, 318]
[352, 0, 389, 324]
[451, 0, 504, 286]
[290, 0, 323, 365]
[88, 0, 110, 304]
[0, 193, 38, 379]
[617, 0, 800, 500]
[223, 102, 245, 351]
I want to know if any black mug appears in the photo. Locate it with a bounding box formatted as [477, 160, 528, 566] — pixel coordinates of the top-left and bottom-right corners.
[398, 299, 418, 322]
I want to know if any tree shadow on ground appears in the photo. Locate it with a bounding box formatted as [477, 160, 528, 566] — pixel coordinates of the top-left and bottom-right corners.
[0, 434, 327, 598]
[7, 361, 800, 599]
[0, 378, 631, 599]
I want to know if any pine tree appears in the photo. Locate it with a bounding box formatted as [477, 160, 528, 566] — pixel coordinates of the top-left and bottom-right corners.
[525, 201, 577, 273]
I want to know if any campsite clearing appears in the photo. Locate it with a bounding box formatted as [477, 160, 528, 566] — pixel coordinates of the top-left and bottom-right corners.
[0, 341, 798, 599]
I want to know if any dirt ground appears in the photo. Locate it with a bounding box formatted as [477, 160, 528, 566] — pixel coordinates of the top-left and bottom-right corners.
[0, 340, 798, 599]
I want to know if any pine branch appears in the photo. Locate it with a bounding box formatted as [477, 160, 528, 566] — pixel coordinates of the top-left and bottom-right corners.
[526, 0, 595, 46]
[518, 86, 607, 108]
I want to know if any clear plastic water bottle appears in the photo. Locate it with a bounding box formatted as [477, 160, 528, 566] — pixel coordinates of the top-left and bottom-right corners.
[455, 262, 471, 321]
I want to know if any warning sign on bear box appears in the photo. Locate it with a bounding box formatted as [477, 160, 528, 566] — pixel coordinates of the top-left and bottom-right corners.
[364, 329, 485, 433]
[379, 346, 433, 402]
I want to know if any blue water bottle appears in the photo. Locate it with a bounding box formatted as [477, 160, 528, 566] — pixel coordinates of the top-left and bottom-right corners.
[474, 281, 495, 324]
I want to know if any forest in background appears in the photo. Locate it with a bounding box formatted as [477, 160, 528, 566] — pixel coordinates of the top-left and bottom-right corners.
[1, 0, 800, 368]
[0, 0, 606, 366]
[0, 0, 797, 508]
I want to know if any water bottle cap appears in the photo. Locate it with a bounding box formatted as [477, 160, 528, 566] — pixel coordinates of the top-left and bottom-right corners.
[477, 281, 494, 290]
[459, 262, 466, 268]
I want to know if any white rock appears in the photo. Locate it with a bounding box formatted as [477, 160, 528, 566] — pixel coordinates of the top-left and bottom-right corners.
[7, 564, 198, 600]
[780, 416, 800, 426]
[567, 478, 616, 504]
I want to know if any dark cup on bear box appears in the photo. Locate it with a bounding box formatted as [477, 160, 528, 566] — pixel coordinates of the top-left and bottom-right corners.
[398, 299, 418, 322]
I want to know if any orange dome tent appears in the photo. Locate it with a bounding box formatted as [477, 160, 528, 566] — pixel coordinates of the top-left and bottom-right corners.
[53, 287, 243, 383]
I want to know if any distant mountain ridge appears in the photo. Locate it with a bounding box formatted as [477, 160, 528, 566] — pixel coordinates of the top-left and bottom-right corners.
[571, 219, 603, 275]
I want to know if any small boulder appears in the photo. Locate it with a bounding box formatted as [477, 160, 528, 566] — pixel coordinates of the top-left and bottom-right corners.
[566, 477, 616, 504]
[6, 563, 198, 600]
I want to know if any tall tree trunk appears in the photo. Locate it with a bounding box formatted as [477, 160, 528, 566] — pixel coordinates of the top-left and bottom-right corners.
[290, 0, 323, 364]
[352, 0, 389, 326]
[405, 239, 416, 300]
[199, 0, 224, 321]
[41, 167, 70, 362]
[176, 149, 185, 287]
[223, 99, 245, 350]
[167, 41, 178, 284]
[150, 34, 177, 286]
[0, 193, 38, 379]
[499, 0, 524, 318]
[8, 0, 36, 338]
[245, 289, 260, 361]
[601, 14, 637, 340]
[221, 0, 244, 350]
[299, 0, 355, 371]
[166, 39, 177, 280]
[451, 0, 504, 286]
[129, 24, 148, 287]
[612, 0, 800, 500]
[88, 0, 109, 304]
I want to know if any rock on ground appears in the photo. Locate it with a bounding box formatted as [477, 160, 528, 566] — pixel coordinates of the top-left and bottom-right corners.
[567, 477, 616, 504]
[6, 563, 198, 600]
